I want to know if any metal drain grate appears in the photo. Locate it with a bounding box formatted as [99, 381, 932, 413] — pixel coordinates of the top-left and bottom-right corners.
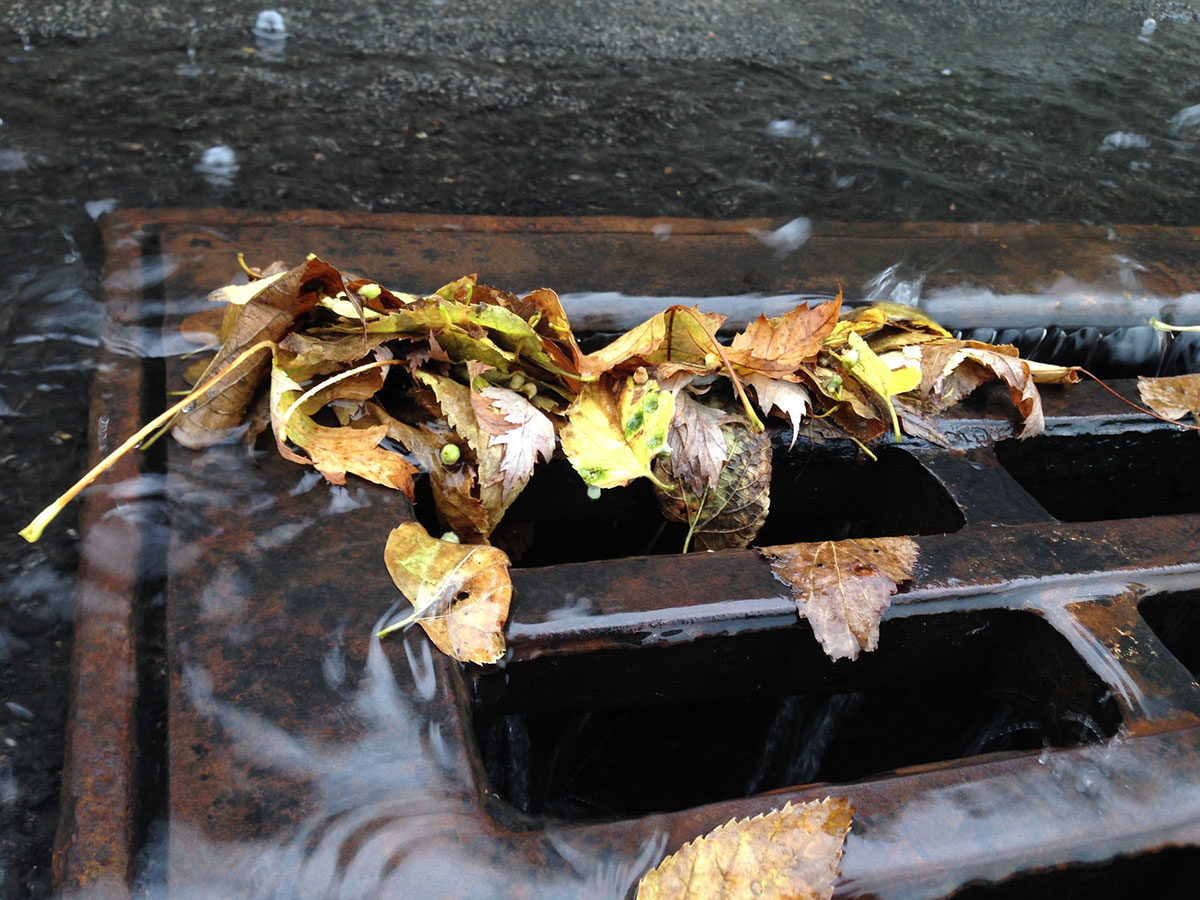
[56, 212, 1200, 898]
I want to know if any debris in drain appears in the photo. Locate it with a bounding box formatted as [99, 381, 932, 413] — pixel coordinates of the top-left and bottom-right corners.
[635, 797, 853, 900]
[22, 257, 1078, 663]
[760, 537, 918, 661]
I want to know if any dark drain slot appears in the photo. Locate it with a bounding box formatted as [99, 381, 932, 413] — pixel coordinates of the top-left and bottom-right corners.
[470, 610, 1119, 822]
[1138, 592, 1200, 680]
[415, 446, 964, 566]
[995, 431, 1200, 522]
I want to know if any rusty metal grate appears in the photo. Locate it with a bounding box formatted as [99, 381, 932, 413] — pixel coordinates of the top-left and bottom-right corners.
[56, 211, 1200, 898]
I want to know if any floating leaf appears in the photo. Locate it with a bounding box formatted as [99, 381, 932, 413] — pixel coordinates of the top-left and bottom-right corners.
[561, 374, 676, 489]
[760, 537, 918, 661]
[635, 798, 853, 900]
[655, 403, 772, 552]
[1137, 373, 1200, 421]
[381, 521, 512, 664]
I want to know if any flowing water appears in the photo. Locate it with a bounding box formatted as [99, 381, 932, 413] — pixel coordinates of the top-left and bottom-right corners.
[3, 1, 1200, 897]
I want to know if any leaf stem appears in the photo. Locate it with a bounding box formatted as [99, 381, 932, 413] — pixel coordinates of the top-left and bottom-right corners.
[1078, 368, 1200, 431]
[676, 306, 765, 432]
[19, 338, 278, 543]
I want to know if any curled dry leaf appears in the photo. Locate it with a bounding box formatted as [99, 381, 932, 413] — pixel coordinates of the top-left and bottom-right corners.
[745, 372, 811, 449]
[173, 257, 345, 447]
[1137, 373, 1200, 421]
[469, 376, 556, 503]
[578, 305, 727, 378]
[382, 522, 512, 664]
[655, 403, 772, 552]
[636, 798, 853, 900]
[760, 537, 918, 661]
[909, 340, 1044, 438]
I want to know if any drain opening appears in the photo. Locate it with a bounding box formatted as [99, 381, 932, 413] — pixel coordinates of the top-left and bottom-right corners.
[1138, 592, 1200, 680]
[470, 609, 1119, 821]
[414, 445, 964, 566]
[995, 431, 1200, 522]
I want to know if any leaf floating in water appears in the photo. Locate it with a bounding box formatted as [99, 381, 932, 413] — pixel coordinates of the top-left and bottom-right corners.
[1137, 373, 1200, 422]
[381, 521, 512, 664]
[635, 797, 853, 900]
[760, 537, 918, 661]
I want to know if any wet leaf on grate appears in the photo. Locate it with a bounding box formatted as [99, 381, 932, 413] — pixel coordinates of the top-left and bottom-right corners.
[561, 373, 676, 489]
[745, 373, 812, 449]
[837, 332, 922, 441]
[655, 399, 772, 552]
[726, 297, 841, 377]
[468, 364, 556, 503]
[635, 797, 853, 900]
[381, 521, 512, 664]
[578, 305, 727, 378]
[1137, 373, 1200, 422]
[173, 257, 346, 447]
[760, 537, 918, 661]
[904, 340, 1045, 438]
[268, 357, 418, 497]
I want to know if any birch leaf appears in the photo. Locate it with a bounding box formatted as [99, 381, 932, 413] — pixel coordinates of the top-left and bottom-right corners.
[382, 521, 511, 664]
[760, 537, 918, 661]
[561, 375, 675, 489]
[1137, 373, 1200, 421]
[636, 798, 853, 900]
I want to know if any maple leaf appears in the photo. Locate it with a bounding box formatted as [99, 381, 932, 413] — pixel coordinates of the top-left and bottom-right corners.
[469, 374, 556, 503]
[663, 390, 739, 492]
[727, 297, 840, 376]
[655, 403, 772, 552]
[560, 374, 676, 489]
[760, 537, 918, 661]
[636, 798, 853, 900]
[1137, 373, 1200, 421]
[745, 373, 811, 449]
[380, 521, 512, 664]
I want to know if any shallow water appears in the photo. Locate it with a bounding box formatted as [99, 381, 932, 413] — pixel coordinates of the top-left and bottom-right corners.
[3, 2, 1200, 898]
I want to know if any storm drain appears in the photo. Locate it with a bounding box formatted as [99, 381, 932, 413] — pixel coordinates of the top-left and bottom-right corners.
[56, 212, 1200, 899]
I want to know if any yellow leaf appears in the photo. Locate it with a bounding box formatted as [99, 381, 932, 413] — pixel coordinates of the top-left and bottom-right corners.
[560, 374, 676, 489]
[381, 521, 512, 664]
[578, 305, 726, 377]
[839, 332, 920, 440]
[636, 798, 854, 900]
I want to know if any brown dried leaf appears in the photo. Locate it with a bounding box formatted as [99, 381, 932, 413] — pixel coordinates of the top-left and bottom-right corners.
[664, 390, 739, 492]
[727, 298, 840, 376]
[760, 537, 918, 661]
[470, 380, 556, 503]
[382, 522, 512, 664]
[636, 798, 853, 900]
[745, 373, 811, 449]
[1137, 373, 1200, 421]
[911, 340, 1044, 438]
[173, 257, 345, 448]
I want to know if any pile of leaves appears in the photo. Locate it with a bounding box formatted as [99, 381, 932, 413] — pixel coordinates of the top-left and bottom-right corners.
[22, 254, 1097, 664]
[153, 255, 1082, 663]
